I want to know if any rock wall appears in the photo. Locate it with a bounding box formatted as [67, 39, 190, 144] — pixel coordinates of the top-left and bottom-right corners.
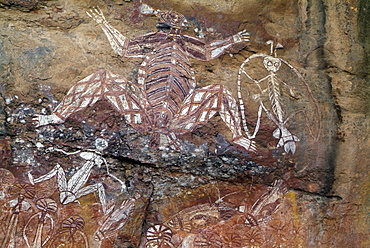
[0, 0, 368, 247]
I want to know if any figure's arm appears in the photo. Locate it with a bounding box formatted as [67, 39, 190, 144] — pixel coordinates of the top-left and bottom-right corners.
[87, 7, 160, 58]
[87, 7, 128, 56]
[184, 30, 250, 61]
[46, 147, 81, 155]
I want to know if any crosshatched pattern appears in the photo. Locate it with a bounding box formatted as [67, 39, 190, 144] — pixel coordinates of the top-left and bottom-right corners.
[0, 0, 362, 247]
[34, 5, 256, 153]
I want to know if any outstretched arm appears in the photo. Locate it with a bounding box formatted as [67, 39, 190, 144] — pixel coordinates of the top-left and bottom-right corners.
[87, 7, 162, 58]
[87, 7, 128, 56]
[184, 30, 250, 61]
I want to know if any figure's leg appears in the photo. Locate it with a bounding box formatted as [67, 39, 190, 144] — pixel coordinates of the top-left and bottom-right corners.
[28, 164, 80, 207]
[170, 84, 256, 152]
[258, 101, 300, 154]
[273, 126, 300, 154]
[34, 70, 148, 128]
[74, 183, 107, 214]
[28, 164, 67, 192]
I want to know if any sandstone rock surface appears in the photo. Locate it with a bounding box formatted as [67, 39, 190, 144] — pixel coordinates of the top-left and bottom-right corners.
[0, 0, 368, 247]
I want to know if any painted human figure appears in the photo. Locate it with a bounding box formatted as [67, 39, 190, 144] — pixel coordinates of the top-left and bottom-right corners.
[28, 138, 124, 214]
[34, 5, 256, 152]
[237, 41, 321, 154]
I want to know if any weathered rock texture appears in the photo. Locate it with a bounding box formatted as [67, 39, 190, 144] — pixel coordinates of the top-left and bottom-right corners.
[0, 0, 369, 247]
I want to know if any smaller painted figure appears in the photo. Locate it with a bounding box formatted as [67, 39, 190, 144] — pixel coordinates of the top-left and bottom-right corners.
[28, 138, 125, 214]
[237, 41, 321, 154]
[34, 4, 256, 152]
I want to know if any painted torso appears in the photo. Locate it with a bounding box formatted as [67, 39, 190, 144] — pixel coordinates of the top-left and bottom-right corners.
[135, 32, 196, 132]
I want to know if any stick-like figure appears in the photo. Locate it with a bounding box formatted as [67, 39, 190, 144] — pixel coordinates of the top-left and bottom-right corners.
[28, 138, 125, 214]
[237, 41, 321, 154]
[34, 4, 256, 153]
[23, 198, 57, 248]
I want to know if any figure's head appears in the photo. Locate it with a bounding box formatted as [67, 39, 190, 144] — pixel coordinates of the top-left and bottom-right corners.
[95, 138, 108, 152]
[263, 56, 281, 73]
[155, 10, 188, 29]
[140, 4, 188, 30]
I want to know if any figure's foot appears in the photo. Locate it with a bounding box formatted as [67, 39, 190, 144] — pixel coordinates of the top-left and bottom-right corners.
[232, 136, 257, 152]
[283, 141, 297, 154]
[150, 132, 184, 152]
[166, 133, 184, 152]
[33, 113, 64, 127]
[273, 128, 299, 154]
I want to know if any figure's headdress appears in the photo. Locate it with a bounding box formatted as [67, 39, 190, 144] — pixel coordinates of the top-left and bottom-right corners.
[155, 10, 187, 29]
[140, 4, 188, 29]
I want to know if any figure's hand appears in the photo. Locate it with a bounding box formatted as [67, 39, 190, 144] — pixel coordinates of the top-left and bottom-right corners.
[86, 6, 107, 25]
[252, 94, 261, 101]
[234, 29, 250, 43]
[45, 147, 55, 153]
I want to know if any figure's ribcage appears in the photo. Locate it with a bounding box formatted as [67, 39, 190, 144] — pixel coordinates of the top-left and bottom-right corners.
[268, 76, 284, 123]
[138, 41, 196, 128]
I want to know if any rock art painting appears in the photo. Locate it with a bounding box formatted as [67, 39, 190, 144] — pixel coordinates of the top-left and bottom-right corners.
[28, 138, 125, 214]
[0, 0, 343, 247]
[143, 180, 308, 248]
[33, 5, 256, 153]
[23, 198, 57, 248]
[0, 167, 141, 247]
[237, 41, 321, 154]
[1, 183, 35, 248]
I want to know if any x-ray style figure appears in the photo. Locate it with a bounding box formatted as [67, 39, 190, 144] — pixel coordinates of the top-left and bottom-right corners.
[34, 4, 256, 152]
[237, 41, 320, 154]
[28, 138, 125, 214]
